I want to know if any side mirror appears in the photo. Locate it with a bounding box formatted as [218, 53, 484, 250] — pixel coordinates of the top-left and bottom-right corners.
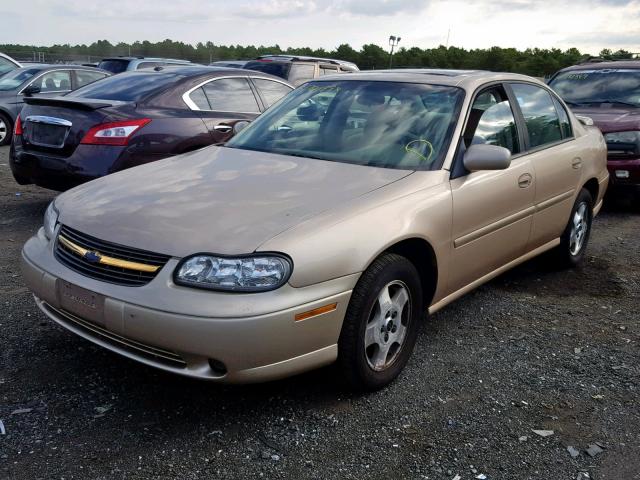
[296, 103, 321, 121]
[22, 84, 41, 97]
[463, 144, 511, 172]
[233, 120, 250, 135]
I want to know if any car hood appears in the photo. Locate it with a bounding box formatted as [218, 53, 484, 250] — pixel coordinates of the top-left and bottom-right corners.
[571, 106, 640, 133]
[56, 146, 412, 257]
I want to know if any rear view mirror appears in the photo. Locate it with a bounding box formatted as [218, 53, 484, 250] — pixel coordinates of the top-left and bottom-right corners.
[297, 103, 321, 121]
[22, 84, 41, 97]
[463, 144, 511, 172]
[233, 120, 250, 135]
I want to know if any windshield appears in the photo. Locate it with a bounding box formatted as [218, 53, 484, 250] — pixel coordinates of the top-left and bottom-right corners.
[0, 68, 41, 91]
[67, 71, 180, 101]
[227, 80, 464, 171]
[97, 59, 130, 74]
[244, 61, 291, 80]
[549, 69, 640, 107]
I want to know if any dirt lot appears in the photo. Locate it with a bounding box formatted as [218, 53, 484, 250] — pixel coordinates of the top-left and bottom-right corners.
[0, 145, 638, 480]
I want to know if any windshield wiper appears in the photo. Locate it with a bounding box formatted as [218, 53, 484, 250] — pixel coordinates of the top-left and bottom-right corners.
[582, 99, 639, 108]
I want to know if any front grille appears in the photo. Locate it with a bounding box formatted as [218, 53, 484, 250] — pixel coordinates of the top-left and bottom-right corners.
[42, 302, 186, 368]
[55, 225, 171, 287]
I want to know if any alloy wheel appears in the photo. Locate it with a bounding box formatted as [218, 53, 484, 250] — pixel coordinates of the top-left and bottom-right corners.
[364, 280, 411, 371]
[569, 202, 588, 256]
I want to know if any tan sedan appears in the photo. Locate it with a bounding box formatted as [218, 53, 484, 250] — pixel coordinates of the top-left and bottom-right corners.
[22, 70, 608, 390]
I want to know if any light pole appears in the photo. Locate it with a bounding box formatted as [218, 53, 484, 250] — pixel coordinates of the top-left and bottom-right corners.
[388, 35, 401, 68]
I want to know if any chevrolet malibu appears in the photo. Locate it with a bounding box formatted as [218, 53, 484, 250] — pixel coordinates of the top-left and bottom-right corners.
[22, 70, 609, 390]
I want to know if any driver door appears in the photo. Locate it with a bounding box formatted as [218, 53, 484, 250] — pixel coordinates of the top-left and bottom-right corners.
[447, 85, 535, 293]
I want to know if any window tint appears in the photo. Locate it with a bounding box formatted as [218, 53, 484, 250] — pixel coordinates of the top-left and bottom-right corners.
[68, 72, 180, 101]
[34, 71, 72, 92]
[188, 87, 211, 109]
[288, 64, 315, 86]
[228, 81, 464, 171]
[97, 60, 129, 74]
[202, 78, 260, 112]
[252, 78, 292, 107]
[75, 70, 108, 88]
[243, 61, 291, 80]
[511, 83, 563, 149]
[464, 88, 519, 154]
[552, 96, 572, 139]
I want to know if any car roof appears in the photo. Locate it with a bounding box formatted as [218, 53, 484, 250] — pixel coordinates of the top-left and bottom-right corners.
[113, 65, 294, 85]
[307, 68, 544, 90]
[558, 59, 640, 72]
[256, 55, 359, 69]
[100, 57, 192, 63]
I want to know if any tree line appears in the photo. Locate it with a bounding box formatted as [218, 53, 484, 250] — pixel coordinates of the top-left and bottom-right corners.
[1, 39, 635, 77]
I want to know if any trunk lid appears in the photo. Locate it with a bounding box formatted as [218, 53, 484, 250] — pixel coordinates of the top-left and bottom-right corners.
[20, 97, 132, 157]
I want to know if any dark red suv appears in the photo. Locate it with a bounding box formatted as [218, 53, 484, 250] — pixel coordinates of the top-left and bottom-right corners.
[549, 60, 640, 199]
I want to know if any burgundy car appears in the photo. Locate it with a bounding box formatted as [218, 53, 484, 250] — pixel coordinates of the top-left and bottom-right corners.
[10, 66, 293, 191]
[549, 61, 640, 199]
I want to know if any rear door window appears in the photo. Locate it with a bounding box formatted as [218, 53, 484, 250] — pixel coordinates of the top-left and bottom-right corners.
[34, 71, 72, 93]
[510, 83, 563, 149]
[75, 70, 108, 88]
[202, 78, 260, 112]
[320, 65, 338, 76]
[252, 78, 293, 107]
[243, 61, 291, 80]
[289, 64, 315, 86]
[187, 86, 211, 110]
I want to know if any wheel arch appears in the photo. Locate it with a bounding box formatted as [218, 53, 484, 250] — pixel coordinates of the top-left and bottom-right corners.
[583, 177, 599, 205]
[383, 237, 438, 309]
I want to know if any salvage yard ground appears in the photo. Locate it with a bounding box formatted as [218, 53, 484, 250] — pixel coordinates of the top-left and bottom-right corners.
[0, 145, 638, 479]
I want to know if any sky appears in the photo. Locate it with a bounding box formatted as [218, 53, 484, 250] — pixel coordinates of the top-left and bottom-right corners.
[0, 0, 638, 55]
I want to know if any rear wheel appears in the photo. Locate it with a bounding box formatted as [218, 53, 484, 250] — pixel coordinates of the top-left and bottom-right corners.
[0, 112, 12, 146]
[553, 188, 593, 267]
[338, 253, 423, 391]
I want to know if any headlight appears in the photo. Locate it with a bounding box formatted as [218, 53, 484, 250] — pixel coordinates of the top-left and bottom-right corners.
[43, 202, 59, 240]
[174, 254, 292, 292]
[604, 131, 640, 144]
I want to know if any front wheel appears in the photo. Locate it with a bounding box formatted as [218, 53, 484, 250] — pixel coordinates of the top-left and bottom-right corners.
[338, 253, 423, 391]
[553, 188, 593, 267]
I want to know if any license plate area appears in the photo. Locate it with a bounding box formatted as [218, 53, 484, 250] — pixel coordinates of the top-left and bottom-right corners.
[25, 119, 70, 148]
[57, 280, 105, 325]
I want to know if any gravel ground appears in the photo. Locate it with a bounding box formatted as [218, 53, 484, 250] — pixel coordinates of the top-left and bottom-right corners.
[1, 145, 639, 480]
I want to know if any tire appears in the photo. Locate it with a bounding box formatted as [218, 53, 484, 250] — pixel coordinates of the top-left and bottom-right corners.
[338, 253, 423, 391]
[553, 188, 593, 267]
[0, 112, 12, 146]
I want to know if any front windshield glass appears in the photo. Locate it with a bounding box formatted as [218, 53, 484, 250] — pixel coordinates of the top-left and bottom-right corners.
[0, 68, 40, 91]
[549, 69, 640, 107]
[227, 80, 464, 170]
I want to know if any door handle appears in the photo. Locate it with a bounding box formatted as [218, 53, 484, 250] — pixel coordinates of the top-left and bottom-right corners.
[213, 124, 233, 133]
[572, 158, 583, 169]
[518, 173, 532, 188]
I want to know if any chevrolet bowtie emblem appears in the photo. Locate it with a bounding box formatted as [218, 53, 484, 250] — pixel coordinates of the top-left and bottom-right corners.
[83, 250, 102, 264]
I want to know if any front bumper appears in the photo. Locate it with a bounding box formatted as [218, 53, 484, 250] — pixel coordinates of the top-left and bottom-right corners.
[22, 229, 357, 383]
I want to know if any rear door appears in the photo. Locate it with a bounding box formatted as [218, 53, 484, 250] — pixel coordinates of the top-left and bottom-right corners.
[185, 77, 261, 144]
[448, 84, 535, 293]
[508, 82, 581, 250]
